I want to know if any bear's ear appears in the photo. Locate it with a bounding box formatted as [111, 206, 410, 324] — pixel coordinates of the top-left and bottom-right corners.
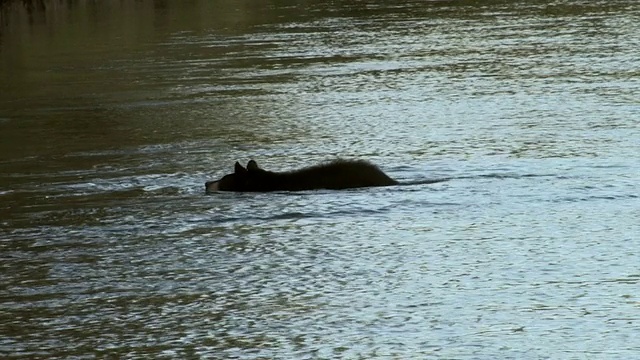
[234, 161, 247, 174]
[247, 160, 259, 171]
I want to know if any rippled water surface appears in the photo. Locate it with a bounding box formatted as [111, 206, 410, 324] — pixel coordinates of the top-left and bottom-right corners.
[1, 0, 639, 358]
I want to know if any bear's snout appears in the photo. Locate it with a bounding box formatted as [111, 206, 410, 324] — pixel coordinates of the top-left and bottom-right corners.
[205, 181, 220, 193]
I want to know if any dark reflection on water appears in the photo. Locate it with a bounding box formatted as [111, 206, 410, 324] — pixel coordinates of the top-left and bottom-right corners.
[1, 0, 640, 358]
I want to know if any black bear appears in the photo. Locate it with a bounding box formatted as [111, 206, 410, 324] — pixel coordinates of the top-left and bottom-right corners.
[205, 159, 398, 193]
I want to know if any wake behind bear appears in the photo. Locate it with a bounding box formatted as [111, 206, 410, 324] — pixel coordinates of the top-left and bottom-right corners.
[205, 159, 398, 193]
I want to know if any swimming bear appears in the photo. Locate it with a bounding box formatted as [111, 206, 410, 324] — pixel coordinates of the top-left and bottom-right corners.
[205, 159, 398, 193]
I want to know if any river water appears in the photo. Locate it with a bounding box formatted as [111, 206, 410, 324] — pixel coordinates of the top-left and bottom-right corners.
[1, 0, 639, 358]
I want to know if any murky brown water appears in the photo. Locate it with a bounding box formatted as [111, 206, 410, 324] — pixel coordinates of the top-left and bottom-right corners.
[1, 0, 639, 358]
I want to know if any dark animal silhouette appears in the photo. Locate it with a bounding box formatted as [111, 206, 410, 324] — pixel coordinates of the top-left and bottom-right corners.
[205, 159, 398, 193]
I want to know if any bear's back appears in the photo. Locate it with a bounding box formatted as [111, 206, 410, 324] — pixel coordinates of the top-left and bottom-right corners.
[273, 160, 397, 191]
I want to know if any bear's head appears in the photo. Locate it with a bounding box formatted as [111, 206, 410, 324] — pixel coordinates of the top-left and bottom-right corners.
[205, 160, 264, 193]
